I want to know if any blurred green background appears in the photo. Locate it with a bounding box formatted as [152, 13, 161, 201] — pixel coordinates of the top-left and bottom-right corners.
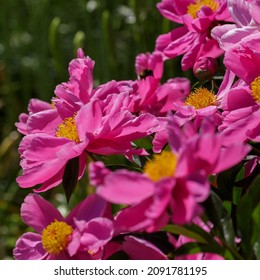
[0, 0, 178, 259]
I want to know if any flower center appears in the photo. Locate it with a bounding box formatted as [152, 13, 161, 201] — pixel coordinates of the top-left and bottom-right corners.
[185, 87, 217, 109]
[56, 115, 80, 143]
[143, 151, 177, 182]
[187, 0, 219, 19]
[250, 76, 260, 103]
[41, 220, 73, 255]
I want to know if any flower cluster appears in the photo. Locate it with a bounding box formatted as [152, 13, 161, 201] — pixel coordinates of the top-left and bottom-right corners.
[14, 0, 260, 260]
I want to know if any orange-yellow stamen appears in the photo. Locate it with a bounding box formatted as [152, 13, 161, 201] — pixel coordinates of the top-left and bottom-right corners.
[251, 76, 260, 103]
[41, 220, 73, 255]
[185, 87, 217, 109]
[187, 0, 219, 19]
[143, 151, 177, 182]
[56, 115, 80, 143]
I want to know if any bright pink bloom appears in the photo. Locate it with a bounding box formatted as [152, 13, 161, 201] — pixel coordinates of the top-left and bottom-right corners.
[157, 69, 235, 127]
[16, 51, 159, 192]
[13, 194, 113, 260]
[156, 0, 231, 70]
[90, 117, 250, 226]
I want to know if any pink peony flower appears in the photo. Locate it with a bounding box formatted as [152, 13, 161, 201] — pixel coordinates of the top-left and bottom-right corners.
[155, 69, 235, 127]
[90, 117, 250, 227]
[155, 0, 231, 70]
[13, 194, 113, 260]
[16, 51, 159, 192]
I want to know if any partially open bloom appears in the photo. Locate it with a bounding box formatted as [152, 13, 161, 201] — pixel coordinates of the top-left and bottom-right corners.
[193, 56, 218, 81]
[13, 194, 113, 260]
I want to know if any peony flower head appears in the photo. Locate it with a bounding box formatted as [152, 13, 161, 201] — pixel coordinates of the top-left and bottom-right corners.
[155, 0, 231, 70]
[16, 50, 159, 192]
[13, 193, 113, 260]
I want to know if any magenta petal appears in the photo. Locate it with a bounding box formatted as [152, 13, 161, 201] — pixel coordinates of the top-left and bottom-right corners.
[21, 134, 71, 162]
[21, 194, 64, 232]
[67, 230, 82, 257]
[221, 86, 255, 111]
[33, 166, 65, 193]
[171, 180, 202, 225]
[114, 199, 154, 234]
[17, 157, 66, 188]
[96, 170, 154, 204]
[28, 98, 52, 113]
[89, 161, 111, 186]
[214, 143, 251, 174]
[65, 194, 108, 226]
[78, 218, 114, 249]
[123, 236, 167, 260]
[13, 232, 47, 260]
[27, 109, 60, 135]
[77, 100, 102, 139]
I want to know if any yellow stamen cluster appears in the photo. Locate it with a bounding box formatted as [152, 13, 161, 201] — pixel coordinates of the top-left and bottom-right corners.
[41, 220, 73, 255]
[251, 76, 260, 103]
[143, 151, 177, 182]
[185, 87, 217, 109]
[56, 115, 80, 143]
[187, 0, 219, 19]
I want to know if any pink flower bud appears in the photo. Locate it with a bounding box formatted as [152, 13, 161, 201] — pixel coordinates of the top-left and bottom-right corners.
[193, 57, 218, 81]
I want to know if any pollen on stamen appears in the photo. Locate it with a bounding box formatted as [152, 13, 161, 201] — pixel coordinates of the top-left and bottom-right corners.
[143, 151, 177, 182]
[41, 220, 73, 255]
[56, 115, 80, 143]
[185, 87, 217, 109]
[187, 0, 219, 19]
[251, 76, 260, 103]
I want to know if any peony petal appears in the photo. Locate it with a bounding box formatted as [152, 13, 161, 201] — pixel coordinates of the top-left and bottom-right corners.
[13, 232, 47, 260]
[123, 236, 168, 260]
[21, 194, 64, 232]
[96, 170, 155, 204]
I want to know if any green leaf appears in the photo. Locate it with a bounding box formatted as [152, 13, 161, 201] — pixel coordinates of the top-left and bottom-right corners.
[203, 191, 236, 248]
[162, 223, 222, 249]
[133, 137, 153, 150]
[252, 203, 260, 259]
[174, 242, 224, 257]
[62, 157, 79, 203]
[216, 162, 244, 200]
[237, 175, 260, 259]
